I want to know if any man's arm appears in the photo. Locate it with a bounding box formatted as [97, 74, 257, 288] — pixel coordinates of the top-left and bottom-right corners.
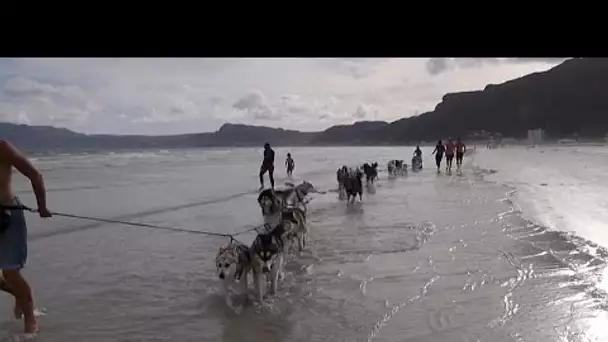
[0, 141, 49, 213]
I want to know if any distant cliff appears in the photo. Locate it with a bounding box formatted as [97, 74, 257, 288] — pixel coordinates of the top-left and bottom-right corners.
[311, 121, 390, 145]
[3, 57, 608, 152]
[0, 123, 214, 152]
[382, 57, 608, 143]
[0, 123, 317, 152]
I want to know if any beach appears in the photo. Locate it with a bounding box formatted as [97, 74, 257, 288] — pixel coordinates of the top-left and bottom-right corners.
[1, 146, 607, 342]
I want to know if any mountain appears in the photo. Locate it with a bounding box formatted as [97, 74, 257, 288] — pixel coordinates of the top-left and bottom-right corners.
[312, 121, 390, 145]
[0, 123, 318, 153]
[381, 57, 608, 143]
[0, 123, 215, 152]
[212, 123, 316, 146]
[3, 57, 608, 152]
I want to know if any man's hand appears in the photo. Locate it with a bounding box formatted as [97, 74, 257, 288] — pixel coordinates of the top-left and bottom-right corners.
[0, 140, 49, 215]
[37, 207, 52, 218]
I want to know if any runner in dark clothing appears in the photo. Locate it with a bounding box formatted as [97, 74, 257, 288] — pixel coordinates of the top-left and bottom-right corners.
[432, 140, 445, 171]
[259, 143, 275, 190]
[455, 137, 466, 170]
[412, 145, 423, 170]
[414, 146, 422, 158]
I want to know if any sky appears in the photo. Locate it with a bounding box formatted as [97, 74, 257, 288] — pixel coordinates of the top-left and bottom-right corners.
[0, 58, 566, 135]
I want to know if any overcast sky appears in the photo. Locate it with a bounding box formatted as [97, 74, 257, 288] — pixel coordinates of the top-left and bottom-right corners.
[0, 58, 565, 135]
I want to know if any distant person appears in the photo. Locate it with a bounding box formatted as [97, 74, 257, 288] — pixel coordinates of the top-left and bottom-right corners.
[412, 145, 423, 170]
[445, 138, 455, 172]
[455, 137, 467, 170]
[432, 140, 445, 171]
[285, 153, 295, 178]
[0, 140, 52, 334]
[414, 145, 422, 158]
[259, 143, 275, 190]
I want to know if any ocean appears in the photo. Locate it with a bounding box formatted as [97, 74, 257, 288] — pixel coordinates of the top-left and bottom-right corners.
[1, 146, 607, 342]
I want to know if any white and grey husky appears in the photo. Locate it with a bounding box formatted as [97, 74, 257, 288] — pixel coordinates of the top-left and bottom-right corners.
[276, 180, 317, 218]
[215, 239, 252, 306]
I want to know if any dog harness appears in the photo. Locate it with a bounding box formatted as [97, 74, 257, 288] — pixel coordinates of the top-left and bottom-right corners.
[234, 243, 252, 281]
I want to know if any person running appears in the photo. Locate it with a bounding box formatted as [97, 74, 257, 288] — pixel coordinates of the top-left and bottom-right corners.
[285, 153, 295, 177]
[259, 143, 275, 190]
[455, 137, 467, 170]
[0, 140, 51, 334]
[431, 140, 445, 171]
[412, 145, 423, 170]
[445, 138, 455, 172]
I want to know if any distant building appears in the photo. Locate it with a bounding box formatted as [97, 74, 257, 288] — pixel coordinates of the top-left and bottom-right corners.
[501, 137, 518, 146]
[527, 128, 545, 145]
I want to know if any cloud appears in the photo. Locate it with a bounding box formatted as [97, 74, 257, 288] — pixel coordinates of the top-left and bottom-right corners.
[426, 58, 450, 75]
[353, 106, 366, 119]
[318, 112, 331, 120]
[232, 90, 280, 121]
[0, 58, 566, 134]
[17, 110, 30, 125]
[3, 77, 56, 97]
[316, 58, 389, 80]
[352, 104, 379, 120]
[208, 96, 224, 106]
[0, 76, 96, 127]
[233, 90, 267, 111]
[425, 58, 570, 76]
[170, 104, 185, 114]
[511, 58, 570, 63]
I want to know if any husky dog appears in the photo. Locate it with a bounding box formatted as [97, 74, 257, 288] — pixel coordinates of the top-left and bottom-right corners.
[411, 155, 422, 171]
[275, 180, 316, 225]
[250, 225, 285, 301]
[257, 189, 284, 228]
[336, 166, 349, 200]
[387, 160, 397, 176]
[387, 160, 407, 176]
[362, 162, 379, 184]
[282, 206, 307, 251]
[215, 239, 253, 305]
[252, 189, 302, 301]
[276, 181, 316, 209]
[344, 167, 364, 202]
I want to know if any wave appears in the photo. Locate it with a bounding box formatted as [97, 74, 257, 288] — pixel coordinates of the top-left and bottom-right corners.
[471, 154, 608, 307]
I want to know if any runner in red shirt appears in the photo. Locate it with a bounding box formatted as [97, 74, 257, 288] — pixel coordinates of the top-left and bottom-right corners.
[445, 138, 455, 172]
[455, 137, 467, 170]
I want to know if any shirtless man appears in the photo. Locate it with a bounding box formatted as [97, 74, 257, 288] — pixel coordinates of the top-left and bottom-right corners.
[0, 140, 51, 334]
[285, 153, 295, 178]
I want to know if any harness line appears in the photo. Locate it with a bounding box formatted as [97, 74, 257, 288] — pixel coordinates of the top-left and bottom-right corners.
[2, 190, 319, 241]
[5, 204, 261, 239]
